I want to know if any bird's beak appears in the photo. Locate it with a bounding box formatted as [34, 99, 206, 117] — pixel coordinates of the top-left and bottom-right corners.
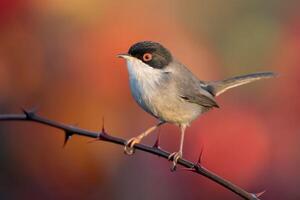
[117, 53, 131, 59]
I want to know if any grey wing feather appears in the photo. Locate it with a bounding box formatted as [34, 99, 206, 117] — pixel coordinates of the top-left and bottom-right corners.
[170, 62, 219, 108]
[180, 92, 219, 108]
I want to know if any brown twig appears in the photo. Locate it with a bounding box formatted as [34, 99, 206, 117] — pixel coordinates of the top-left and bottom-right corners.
[0, 110, 262, 200]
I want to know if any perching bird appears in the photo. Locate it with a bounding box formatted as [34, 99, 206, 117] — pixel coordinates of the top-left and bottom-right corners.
[118, 41, 275, 170]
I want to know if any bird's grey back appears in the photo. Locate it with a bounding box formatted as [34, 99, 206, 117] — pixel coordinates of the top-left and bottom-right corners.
[165, 60, 219, 109]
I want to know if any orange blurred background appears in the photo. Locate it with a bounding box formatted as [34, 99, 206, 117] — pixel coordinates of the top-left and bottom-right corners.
[0, 0, 299, 199]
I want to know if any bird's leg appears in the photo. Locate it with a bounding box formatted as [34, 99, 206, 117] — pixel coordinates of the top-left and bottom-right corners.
[168, 125, 186, 171]
[124, 121, 165, 155]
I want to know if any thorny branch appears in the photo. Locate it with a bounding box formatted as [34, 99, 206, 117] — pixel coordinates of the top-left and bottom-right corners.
[0, 109, 264, 200]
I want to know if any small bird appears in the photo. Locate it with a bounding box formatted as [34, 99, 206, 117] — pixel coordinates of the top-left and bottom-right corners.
[118, 41, 275, 170]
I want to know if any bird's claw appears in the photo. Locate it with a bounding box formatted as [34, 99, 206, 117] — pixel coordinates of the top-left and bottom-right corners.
[168, 151, 182, 171]
[124, 137, 141, 155]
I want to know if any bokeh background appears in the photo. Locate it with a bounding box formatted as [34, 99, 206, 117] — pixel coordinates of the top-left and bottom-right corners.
[0, 0, 299, 199]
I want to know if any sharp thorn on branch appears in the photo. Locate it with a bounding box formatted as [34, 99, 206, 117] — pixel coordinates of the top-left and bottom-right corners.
[98, 117, 111, 141]
[101, 117, 106, 133]
[21, 107, 37, 119]
[253, 190, 266, 198]
[63, 131, 73, 147]
[197, 145, 204, 166]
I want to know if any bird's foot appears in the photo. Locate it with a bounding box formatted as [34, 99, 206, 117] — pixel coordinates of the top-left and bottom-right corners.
[168, 151, 182, 171]
[124, 137, 142, 155]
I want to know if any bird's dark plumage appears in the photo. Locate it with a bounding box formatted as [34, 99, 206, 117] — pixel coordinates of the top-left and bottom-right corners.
[128, 41, 173, 69]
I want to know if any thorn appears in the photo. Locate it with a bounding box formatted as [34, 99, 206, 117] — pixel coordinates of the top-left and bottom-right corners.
[98, 117, 111, 140]
[63, 131, 73, 147]
[153, 128, 161, 148]
[253, 190, 266, 198]
[101, 117, 106, 133]
[197, 145, 204, 165]
[21, 107, 37, 119]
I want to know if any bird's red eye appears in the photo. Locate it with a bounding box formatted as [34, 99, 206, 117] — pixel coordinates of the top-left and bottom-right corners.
[143, 53, 152, 62]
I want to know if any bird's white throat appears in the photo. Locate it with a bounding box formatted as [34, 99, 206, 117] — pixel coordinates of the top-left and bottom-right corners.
[125, 58, 164, 91]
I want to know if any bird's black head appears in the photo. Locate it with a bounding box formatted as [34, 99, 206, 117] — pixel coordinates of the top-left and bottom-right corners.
[128, 41, 173, 69]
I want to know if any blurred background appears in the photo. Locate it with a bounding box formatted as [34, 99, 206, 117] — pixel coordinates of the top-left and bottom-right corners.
[0, 0, 299, 199]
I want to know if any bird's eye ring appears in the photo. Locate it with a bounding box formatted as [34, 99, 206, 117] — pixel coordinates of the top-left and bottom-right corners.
[143, 53, 152, 62]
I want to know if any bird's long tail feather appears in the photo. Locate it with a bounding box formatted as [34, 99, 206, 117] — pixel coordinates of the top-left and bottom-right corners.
[208, 72, 276, 96]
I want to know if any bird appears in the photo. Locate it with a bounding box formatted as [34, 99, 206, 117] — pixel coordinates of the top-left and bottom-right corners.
[117, 41, 275, 170]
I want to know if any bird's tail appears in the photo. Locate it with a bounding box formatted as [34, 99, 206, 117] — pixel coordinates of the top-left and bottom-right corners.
[208, 72, 276, 96]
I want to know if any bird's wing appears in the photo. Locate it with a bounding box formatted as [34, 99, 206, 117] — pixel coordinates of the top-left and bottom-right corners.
[179, 86, 219, 108]
[164, 60, 219, 109]
[170, 65, 219, 108]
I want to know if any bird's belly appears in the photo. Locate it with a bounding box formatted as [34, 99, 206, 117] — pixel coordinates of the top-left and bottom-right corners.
[129, 78, 203, 125]
[152, 95, 203, 125]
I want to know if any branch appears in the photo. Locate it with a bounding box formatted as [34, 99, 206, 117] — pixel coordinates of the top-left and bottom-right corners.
[0, 110, 263, 200]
